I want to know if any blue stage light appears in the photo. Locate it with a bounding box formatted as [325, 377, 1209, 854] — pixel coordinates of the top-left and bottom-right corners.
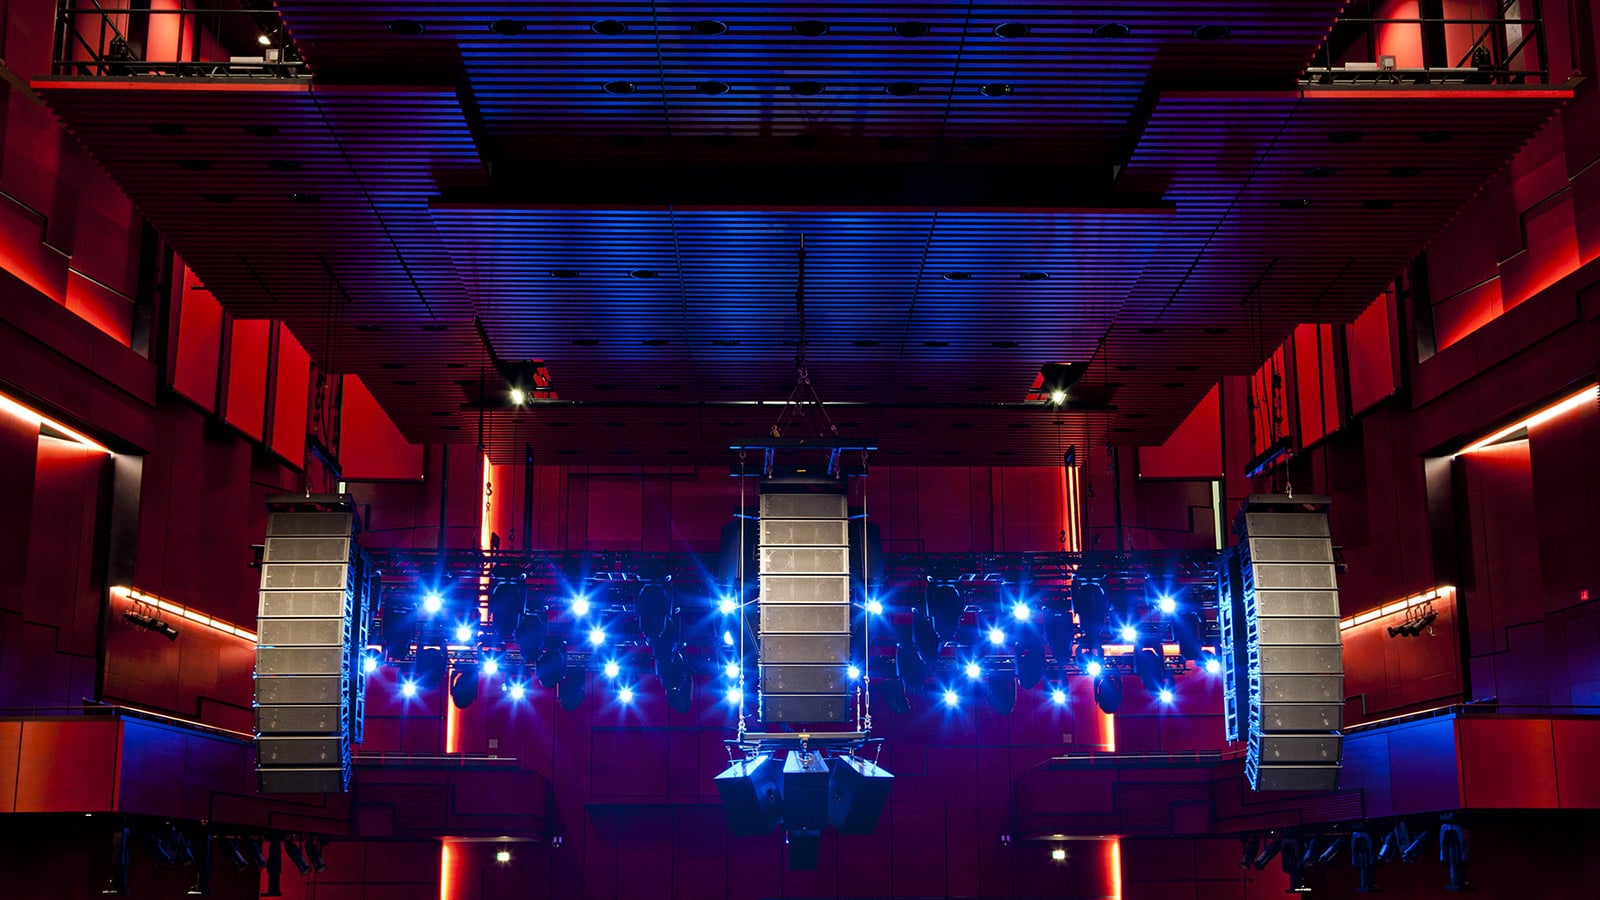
[965, 661, 982, 680]
[722, 630, 734, 646]
[603, 660, 620, 679]
[865, 599, 884, 615]
[718, 596, 738, 615]
[1157, 594, 1176, 615]
[1012, 602, 1031, 622]
[1120, 624, 1138, 642]
[726, 686, 743, 705]
[422, 593, 443, 615]
[1085, 659, 1104, 678]
[618, 685, 634, 705]
[454, 623, 473, 644]
[847, 664, 861, 681]
[570, 595, 591, 617]
[400, 680, 418, 698]
[988, 627, 1006, 646]
[362, 655, 379, 674]
[1204, 657, 1222, 675]
[588, 627, 606, 647]
[1158, 687, 1174, 704]
[481, 656, 499, 676]
[1050, 687, 1068, 705]
[943, 689, 960, 708]
[508, 682, 527, 701]
[724, 661, 740, 679]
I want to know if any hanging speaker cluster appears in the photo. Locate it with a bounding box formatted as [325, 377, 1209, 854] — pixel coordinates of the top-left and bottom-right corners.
[756, 490, 853, 724]
[715, 750, 893, 869]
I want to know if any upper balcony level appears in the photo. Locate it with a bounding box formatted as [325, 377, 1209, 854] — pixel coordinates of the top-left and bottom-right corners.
[1304, 0, 1551, 87]
[55, 1, 307, 79]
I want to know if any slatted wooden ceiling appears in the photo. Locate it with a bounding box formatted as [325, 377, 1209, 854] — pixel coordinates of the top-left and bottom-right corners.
[32, 3, 1572, 465]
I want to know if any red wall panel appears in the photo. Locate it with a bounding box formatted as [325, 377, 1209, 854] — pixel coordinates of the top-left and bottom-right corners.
[341, 374, 423, 480]
[225, 318, 270, 441]
[1346, 291, 1396, 415]
[270, 322, 310, 465]
[171, 265, 223, 408]
[1140, 384, 1223, 480]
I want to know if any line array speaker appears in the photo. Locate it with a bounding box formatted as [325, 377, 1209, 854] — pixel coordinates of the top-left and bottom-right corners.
[254, 497, 372, 794]
[757, 490, 852, 724]
[1229, 494, 1344, 792]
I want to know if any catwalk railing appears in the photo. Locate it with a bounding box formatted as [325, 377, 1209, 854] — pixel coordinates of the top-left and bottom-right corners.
[1304, 2, 1550, 86]
[54, 1, 307, 78]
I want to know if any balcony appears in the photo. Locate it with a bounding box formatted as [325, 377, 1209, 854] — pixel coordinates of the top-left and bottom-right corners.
[55, 1, 307, 79]
[1304, 0, 1550, 87]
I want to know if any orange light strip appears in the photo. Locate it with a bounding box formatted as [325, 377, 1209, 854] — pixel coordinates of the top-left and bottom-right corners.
[1108, 837, 1123, 899]
[1339, 585, 1454, 631]
[1458, 384, 1596, 455]
[439, 840, 454, 900]
[111, 586, 258, 642]
[0, 390, 109, 453]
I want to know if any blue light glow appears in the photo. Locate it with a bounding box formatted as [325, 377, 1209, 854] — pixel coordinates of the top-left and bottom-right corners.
[362, 655, 379, 674]
[1157, 594, 1177, 615]
[1158, 687, 1175, 704]
[618, 685, 634, 705]
[603, 660, 620, 679]
[1050, 687, 1068, 705]
[400, 680, 418, 698]
[1204, 657, 1222, 675]
[1120, 624, 1138, 642]
[722, 630, 734, 646]
[847, 664, 861, 681]
[718, 596, 738, 615]
[1085, 660, 1104, 678]
[865, 599, 884, 615]
[1012, 602, 1031, 622]
[726, 686, 743, 705]
[454, 624, 473, 644]
[943, 689, 960, 708]
[570, 595, 591, 618]
[508, 682, 527, 701]
[988, 627, 1006, 646]
[481, 657, 499, 676]
[422, 593, 443, 615]
[965, 661, 982, 680]
[724, 661, 740, 679]
[588, 627, 606, 647]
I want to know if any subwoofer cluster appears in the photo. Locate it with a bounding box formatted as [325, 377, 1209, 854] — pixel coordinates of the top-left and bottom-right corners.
[1220, 494, 1344, 791]
[714, 751, 892, 869]
[757, 491, 853, 724]
[253, 496, 374, 793]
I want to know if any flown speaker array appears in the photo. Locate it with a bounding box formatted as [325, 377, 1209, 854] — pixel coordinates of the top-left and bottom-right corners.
[1220, 494, 1344, 791]
[254, 496, 374, 793]
[756, 490, 853, 724]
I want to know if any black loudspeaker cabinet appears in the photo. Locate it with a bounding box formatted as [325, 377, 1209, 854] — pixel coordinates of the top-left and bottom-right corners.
[827, 756, 894, 834]
[714, 755, 784, 835]
[782, 752, 831, 830]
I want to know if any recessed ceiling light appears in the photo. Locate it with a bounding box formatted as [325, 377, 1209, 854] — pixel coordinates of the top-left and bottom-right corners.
[1419, 130, 1454, 143]
[793, 20, 829, 37]
[1020, 271, 1050, 281]
[176, 160, 211, 171]
[791, 81, 825, 96]
[885, 82, 919, 96]
[994, 22, 1031, 38]
[203, 192, 237, 204]
[266, 159, 301, 171]
[1328, 130, 1364, 143]
[489, 20, 527, 36]
[695, 80, 731, 95]
[942, 271, 971, 281]
[354, 324, 381, 333]
[591, 20, 627, 36]
[1093, 23, 1131, 38]
[288, 192, 321, 204]
[1389, 166, 1423, 177]
[690, 20, 728, 36]
[387, 20, 425, 36]
[602, 80, 637, 95]
[1303, 166, 1335, 177]
[980, 82, 1015, 97]
[150, 123, 187, 136]
[629, 268, 659, 278]
[1279, 198, 1313, 209]
[894, 22, 930, 37]
[550, 269, 580, 278]
[1363, 198, 1397, 210]
[1192, 24, 1231, 39]
[572, 338, 600, 346]
[243, 124, 280, 137]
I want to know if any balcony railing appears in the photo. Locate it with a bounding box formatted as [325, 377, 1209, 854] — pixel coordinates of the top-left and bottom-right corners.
[54, 0, 307, 78]
[1304, 0, 1549, 86]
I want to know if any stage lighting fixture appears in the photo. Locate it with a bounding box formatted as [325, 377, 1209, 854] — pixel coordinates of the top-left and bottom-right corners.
[1043, 609, 1076, 660]
[618, 685, 635, 705]
[400, 680, 418, 698]
[1012, 602, 1031, 622]
[1072, 580, 1109, 639]
[489, 581, 525, 641]
[1092, 673, 1122, 714]
[912, 608, 941, 662]
[557, 671, 586, 711]
[1203, 655, 1222, 675]
[965, 661, 982, 680]
[1157, 594, 1176, 615]
[423, 592, 444, 615]
[509, 387, 527, 406]
[865, 598, 884, 615]
[514, 606, 548, 657]
[635, 583, 670, 638]
[725, 661, 740, 679]
[718, 595, 738, 615]
[1084, 658, 1103, 677]
[896, 643, 927, 686]
[246, 838, 267, 869]
[943, 689, 960, 708]
[602, 660, 620, 679]
[1051, 846, 1066, 861]
[1298, 836, 1318, 869]
[536, 646, 567, 688]
[1050, 687, 1067, 705]
[305, 837, 327, 873]
[1254, 837, 1282, 869]
[283, 838, 311, 876]
[986, 672, 1017, 714]
[988, 627, 1006, 646]
[1157, 687, 1174, 705]
[1119, 624, 1138, 642]
[570, 594, 591, 618]
[1239, 836, 1260, 869]
[928, 584, 964, 639]
[1400, 823, 1430, 862]
[508, 681, 527, 701]
[1050, 389, 1067, 405]
[414, 647, 448, 686]
[727, 686, 744, 705]
[363, 655, 379, 674]
[223, 838, 250, 871]
[496, 848, 511, 864]
[450, 665, 481, 709]
[847, 664, 861, 681]
[454, 623, 474, 644]
[1016, 645, 1045, 689]
[481, 656, 499, 676]
[1377, 825, 1401, 863]
[1440, 822, 1468, 890]
[1351, 830, 1378, 892]
[1318, 835, 1346, 865]
[588, 626, 606, 647]
[124, 608, 180, 640]
[873, 677, 911, 713]
[723, 630, 735, 646]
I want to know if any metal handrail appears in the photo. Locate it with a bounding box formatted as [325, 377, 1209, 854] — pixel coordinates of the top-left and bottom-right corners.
[54, 0, 306, 78]
[352, 750, 523, 767]
[0, 701, 253, 742]
[1304, 4, 1549, 86]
